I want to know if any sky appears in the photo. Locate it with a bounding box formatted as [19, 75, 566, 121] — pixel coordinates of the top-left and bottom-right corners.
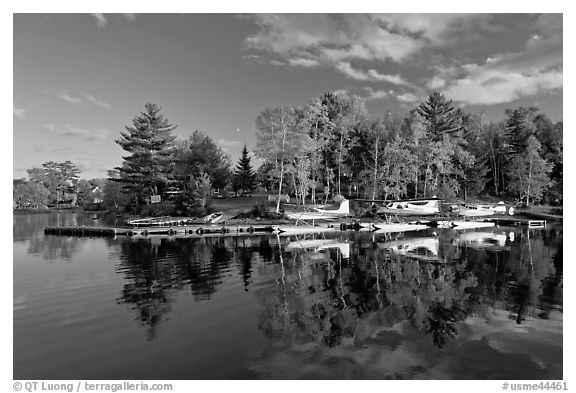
[13, 13, 563, 180]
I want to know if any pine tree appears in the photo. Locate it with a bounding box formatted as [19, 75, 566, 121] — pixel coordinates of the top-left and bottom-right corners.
[234, 145, 255, 194]
[114, 103, 177, 205]
[416, 92, 463, 140]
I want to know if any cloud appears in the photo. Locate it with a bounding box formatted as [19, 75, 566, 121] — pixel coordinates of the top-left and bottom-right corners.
[437, 15, 563, 105]
[57, 89, 83, 104]
[445, 68, 562, 105]
[335, 62, 413, 89]
[367, 69, 412, 87]
[13, 104, 26, 119]
[57, 90, 111, 109]
[82, 93, 112, 109]
[288, 58, 320, 68]
[396, 93, 420, 103]
[427, 76, 446, 90]
[363, 87, 394, 101]
[44, 124, 109, 141]
[91, 14, 107, 28]
[336, 62, 371, 81]
[244, 14, 429, 64]
[91, 13, 136, 28]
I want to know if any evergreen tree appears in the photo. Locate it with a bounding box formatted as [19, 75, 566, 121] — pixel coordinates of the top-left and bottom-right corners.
[504, 107, 538, 155]
[234, 145, 255, 194]
[114, 103, 177, 206]
[416, 92, 463, 140]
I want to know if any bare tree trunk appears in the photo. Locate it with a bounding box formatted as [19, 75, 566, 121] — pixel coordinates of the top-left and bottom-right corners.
[338, 133, 343, 196]
[526, 160, 533, 206]
[292, 174, 299, 206]
[371, 134, 380, 201]
[276, 159, 284, 213]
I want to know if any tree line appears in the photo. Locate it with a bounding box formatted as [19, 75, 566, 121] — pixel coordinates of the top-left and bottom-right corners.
[14, 93, 562, 213]
[254, 92, 562, 211]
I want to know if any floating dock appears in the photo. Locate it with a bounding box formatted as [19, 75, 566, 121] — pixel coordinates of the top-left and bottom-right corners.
[488, 218, 547, 228]
[43, 216, 547, 239]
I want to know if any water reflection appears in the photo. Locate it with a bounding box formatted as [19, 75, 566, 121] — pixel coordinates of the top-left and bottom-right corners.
[14, 212, 562, 379]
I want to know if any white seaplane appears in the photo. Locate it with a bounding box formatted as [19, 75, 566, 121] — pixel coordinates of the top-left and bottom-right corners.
[457, 201, 515, 218]
[357, 197, 441, 218]
[285, 199, 351, 222]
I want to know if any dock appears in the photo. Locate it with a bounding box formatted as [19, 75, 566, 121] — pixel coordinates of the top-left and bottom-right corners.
[43, 216, 548, 239]
[488, 218, 547, 228]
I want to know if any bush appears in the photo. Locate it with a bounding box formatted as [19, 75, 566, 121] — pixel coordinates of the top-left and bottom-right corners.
[140, 201, 177, 217]
[237, 202, 283, 219]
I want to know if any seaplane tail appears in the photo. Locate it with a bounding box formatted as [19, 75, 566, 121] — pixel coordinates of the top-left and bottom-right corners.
[313, 199, 349, 215]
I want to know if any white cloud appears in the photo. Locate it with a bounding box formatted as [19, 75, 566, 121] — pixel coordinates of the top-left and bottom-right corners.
[60, 124, 109, 141]
[288, 58, 320, 68]
[396, 93, 420, 103]
[429, 15, 562, 106]
[363, 87, 394, 101]
[445, 68, 562, 105]
[13, 104, 26, 119]
[57, 90, 111, 109]
[427, 76, 446, 90]
[82, 93, 111, 109]
[336, 62, 412, 88]
[91, 14, 107, 28]
[244, 14, 487, 67]
[367, 69, 412, 87]
[336, 62, 371, 81]
[58, 89, 83, 104]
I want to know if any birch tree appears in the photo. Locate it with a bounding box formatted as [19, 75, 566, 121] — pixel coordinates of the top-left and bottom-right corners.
[254, 105, 298, 213]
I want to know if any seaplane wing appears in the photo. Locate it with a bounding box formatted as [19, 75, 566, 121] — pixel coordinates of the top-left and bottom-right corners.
[285, 199, 350, 221]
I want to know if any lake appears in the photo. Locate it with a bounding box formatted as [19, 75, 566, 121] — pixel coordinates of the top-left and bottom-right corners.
[13, 212, 563, 380]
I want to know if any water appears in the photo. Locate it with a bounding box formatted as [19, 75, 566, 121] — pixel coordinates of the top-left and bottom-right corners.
[13, 212, 563, 380]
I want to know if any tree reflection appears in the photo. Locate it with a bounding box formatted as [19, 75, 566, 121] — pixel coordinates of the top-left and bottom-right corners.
[255, 228, 560, 350]
[115, 236, 278, 339]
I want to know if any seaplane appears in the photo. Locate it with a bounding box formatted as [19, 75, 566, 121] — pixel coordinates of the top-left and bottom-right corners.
[457, 201, 514, 218]
[284, 198, 351, 222]
[357, 197, 441, 219]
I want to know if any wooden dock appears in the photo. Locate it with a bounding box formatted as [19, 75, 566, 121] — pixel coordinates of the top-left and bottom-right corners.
[43, 216, 548, 239]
